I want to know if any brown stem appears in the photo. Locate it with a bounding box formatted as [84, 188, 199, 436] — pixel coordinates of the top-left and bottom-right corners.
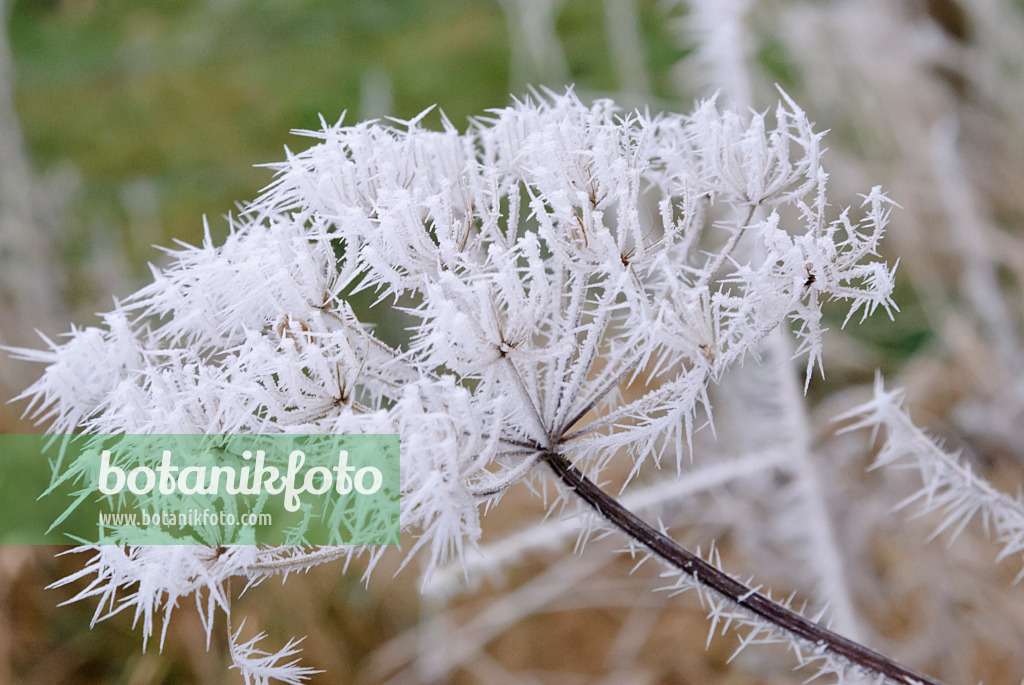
[543, 450, 945, 685]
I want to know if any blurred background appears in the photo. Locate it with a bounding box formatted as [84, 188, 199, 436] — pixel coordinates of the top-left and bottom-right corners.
[2, 0, 1024, 683]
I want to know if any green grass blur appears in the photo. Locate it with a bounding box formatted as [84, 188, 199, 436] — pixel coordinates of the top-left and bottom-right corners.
[8, 0, 684, 299]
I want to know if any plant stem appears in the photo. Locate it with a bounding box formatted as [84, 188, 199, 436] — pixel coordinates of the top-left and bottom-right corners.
[543, 450, 945, 685]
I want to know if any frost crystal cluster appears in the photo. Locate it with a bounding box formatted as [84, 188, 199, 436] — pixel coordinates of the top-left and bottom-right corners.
[18, 91, 911, 682]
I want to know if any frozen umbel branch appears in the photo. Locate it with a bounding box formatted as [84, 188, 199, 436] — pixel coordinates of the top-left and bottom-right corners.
[840, 375, 1024, 578]
[15, 89, 922, 682]
[545, 451, 940, 685]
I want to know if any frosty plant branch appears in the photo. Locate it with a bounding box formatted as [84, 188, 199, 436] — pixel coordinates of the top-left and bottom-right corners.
[543, 450, 942, 685]
[13, 89, 919, 682]
[841, 375, 1024, 577]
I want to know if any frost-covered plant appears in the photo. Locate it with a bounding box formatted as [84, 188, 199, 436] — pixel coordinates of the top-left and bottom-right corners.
[15, 90, 938, 683]
[841, 374, 1024, 578]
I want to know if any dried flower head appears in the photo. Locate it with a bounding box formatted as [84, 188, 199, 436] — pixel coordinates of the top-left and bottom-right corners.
[14, 90, 909, 682]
